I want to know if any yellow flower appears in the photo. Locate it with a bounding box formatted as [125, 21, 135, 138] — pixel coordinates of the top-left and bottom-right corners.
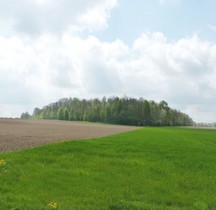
[0, 159, 6, 165]
[47, 201, 57, 209]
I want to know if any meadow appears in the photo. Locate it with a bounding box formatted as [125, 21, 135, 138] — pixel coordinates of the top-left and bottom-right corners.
[1, 127, 216, 209]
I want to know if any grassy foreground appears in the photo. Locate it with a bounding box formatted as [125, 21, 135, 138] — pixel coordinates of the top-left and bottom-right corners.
[1, 127, 216, 210]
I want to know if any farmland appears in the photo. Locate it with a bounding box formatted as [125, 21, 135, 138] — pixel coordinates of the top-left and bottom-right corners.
[1, 122, 216, 209]
[0, 119, 138, 152]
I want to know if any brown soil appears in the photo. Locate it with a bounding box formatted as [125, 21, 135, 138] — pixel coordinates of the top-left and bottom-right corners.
[0, 119, 138, 152]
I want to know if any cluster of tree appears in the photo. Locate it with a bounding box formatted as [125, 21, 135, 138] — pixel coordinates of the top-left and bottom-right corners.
[195, 122, 216, 127]
[25, 97, 193, 126]
[20, 112, 31, 119]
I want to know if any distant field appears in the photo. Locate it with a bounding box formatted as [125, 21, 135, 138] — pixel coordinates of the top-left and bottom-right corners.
[0, 119, 138, 152]
[1, 127, 216, 209]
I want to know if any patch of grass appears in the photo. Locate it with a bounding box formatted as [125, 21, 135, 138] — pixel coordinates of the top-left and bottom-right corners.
[1, 127, 216, 209]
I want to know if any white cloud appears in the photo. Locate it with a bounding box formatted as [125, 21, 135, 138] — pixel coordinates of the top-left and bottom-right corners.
[77, 0, 117, 31]
[0, 0, 216, 122]
[0, 0, 118, 36]
[1, 31, 216, 122]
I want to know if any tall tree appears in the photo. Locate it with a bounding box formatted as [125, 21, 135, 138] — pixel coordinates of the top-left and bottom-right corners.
[20, 112, 31, 119]
[57, 107, 64, 120]
[31, 97, 194, 126]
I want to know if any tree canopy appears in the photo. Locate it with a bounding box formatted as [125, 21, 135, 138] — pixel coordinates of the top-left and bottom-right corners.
[24, 97, 193, 126]
[20, 112, 31, 120]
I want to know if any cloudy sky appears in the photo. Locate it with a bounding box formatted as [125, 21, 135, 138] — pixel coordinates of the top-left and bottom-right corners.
[0, 0, 216, 122]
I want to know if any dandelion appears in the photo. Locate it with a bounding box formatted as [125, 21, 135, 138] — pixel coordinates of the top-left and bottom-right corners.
[47, 201, 57, 209]
[0, 159, 6, 166]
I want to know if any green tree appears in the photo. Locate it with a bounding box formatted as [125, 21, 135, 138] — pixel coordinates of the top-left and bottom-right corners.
[64, 108, 69, 121]
[143, 100, 151, 125]
[20, 112, 31, 119]
[31, 97, 194, 126]
[33, 108, 41, 119]
[57, 107, 64, 120]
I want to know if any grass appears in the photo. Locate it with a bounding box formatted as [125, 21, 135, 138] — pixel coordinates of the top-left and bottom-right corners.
[1, 127, 216, 209]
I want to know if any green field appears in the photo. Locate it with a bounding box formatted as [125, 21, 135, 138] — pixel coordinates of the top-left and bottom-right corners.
[1, 127, 216, 210]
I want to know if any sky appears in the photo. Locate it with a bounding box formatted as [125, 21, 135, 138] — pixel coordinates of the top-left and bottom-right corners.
[0, 0, 216, 122]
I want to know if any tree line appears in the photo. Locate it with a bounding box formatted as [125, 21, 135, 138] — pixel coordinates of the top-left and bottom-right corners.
[21, 96, 194, 126]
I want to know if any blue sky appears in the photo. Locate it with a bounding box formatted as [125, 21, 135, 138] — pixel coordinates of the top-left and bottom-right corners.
[0, 0, 216, 122]
[96, 0, 216, 43]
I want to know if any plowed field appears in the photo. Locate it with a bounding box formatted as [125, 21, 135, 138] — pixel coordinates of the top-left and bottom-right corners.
[0, 119, 138, 152]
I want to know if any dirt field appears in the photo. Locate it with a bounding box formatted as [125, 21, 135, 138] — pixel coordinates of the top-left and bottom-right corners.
[0, 119, 138, 152]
